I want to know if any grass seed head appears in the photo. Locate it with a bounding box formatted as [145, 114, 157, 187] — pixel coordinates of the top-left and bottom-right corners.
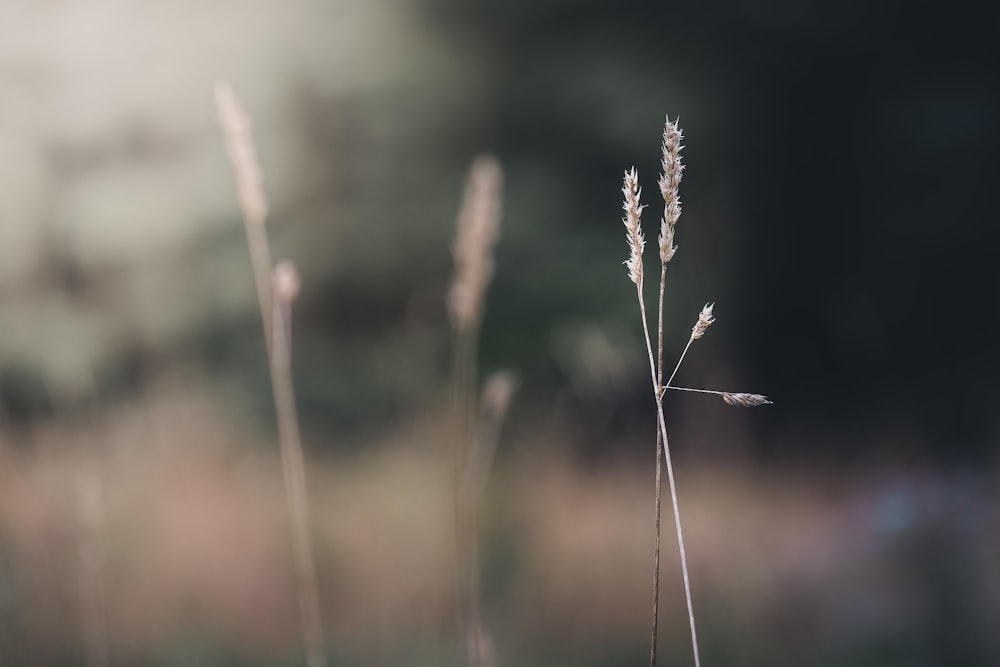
[658, 116, 683, 263]
[447, 155, 504, 333]
[273, 260, 301, 303]
[214, 82, 269, 227]
[622, 167, 646, 286]
[722, 392, 772, 407]
[691, 303, 715, 340]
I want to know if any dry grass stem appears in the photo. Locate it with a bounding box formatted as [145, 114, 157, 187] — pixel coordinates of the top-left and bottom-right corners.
[215, 82, 275, 353]
[460, 370, 517, 667]
[214, 83, 269, 228]
[448, 155, 504, 334]
[269, 261, 326, 667]
[662, 306, 770, 409]
[627, 116, 769, 667]
[77, 470, 109, 667]
[216, 84, 326, 667]
[621, 166, 701, 667]
[650, 262, 667, 667]
[449, 155, 506, 667]
[650, 115, 686, 667]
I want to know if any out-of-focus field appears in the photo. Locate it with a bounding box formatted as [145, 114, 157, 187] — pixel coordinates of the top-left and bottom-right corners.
[1, 379, 996, 666]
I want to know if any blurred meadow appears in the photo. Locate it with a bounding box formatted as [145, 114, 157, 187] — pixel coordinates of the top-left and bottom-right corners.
[1, 1, 999, 666]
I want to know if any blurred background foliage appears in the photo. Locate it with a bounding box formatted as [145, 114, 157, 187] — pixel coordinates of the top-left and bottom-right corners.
[0, 0, 998, 665]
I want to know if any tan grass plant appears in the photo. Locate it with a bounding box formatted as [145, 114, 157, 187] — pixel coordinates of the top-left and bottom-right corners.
[214, 83, 275, 353]
[649, 118, 683, 667]
[448, 155, 507, 667]
[215, 83, 326, 667]
[623, 116, 770, 667]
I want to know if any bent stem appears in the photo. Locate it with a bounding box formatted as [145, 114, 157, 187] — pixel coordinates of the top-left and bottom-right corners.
[635, 285, 701, 667]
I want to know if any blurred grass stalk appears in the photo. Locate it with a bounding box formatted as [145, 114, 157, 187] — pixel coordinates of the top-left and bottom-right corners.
[215, 82, 326, 667]
[77, 466, 110, 667]
[447, 155, 507, 667]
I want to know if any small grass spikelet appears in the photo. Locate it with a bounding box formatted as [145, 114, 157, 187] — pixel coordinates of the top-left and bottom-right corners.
[214, 82, 269, 228]
[622, 167, 646, 286]
[448, 155, 504, 333]
[691, 303, 715, 340]
[722, 392, 772, 407]
[657, 117, 683, 264]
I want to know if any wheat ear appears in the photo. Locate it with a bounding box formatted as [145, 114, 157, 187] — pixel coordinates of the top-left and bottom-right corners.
[215, 83, 326, 667]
